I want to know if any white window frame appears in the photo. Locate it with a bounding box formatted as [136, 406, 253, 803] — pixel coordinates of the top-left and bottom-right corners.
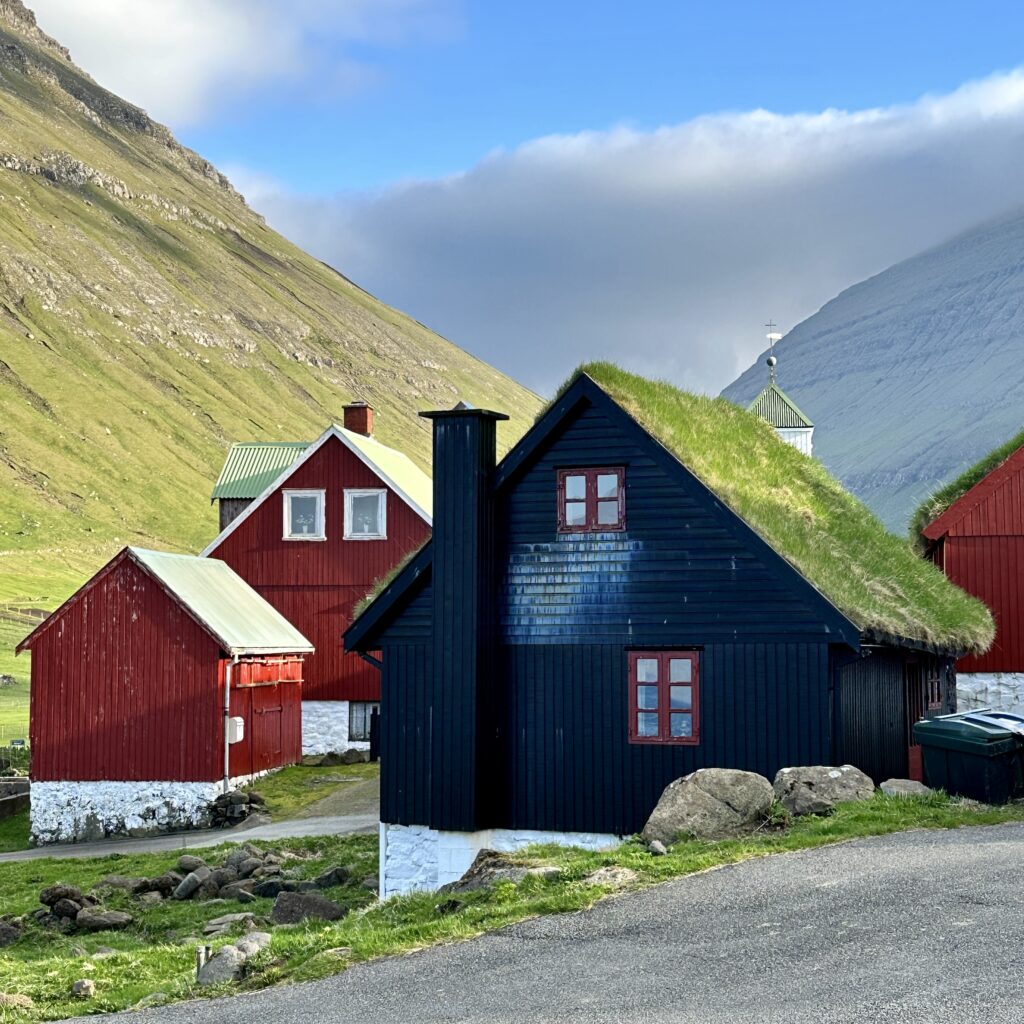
[282, 488, 326, 541]
[344, 488, 387, 540]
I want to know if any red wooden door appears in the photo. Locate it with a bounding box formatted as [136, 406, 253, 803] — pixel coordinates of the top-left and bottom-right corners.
[251, 686, 284, 775]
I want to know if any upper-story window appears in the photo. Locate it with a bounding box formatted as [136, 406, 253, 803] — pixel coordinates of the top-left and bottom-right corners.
[345, 489, 387, 540]
[557, 467, 625, 533]
[628, 651, 700, 745]
[283, 489, 326, 540]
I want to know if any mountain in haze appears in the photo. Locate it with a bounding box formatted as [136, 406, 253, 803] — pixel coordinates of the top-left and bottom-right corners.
[0, 1, 541, 678]
[723, 208, 1024, 533]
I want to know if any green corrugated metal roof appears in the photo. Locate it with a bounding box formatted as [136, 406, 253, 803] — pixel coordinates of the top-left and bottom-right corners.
[748, 382, 813, 429]
[131, 548, 313, 655]
[210, 442, 309, 500]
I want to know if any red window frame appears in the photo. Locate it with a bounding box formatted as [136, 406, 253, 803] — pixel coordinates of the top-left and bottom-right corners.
[628, 651, 700, 745]
[556, 467, 625, 533]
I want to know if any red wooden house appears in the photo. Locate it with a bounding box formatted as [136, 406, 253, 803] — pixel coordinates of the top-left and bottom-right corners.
[203, 403, 432, 753]
[919, 436, 1024, 714]
[18, 547, 312, 844]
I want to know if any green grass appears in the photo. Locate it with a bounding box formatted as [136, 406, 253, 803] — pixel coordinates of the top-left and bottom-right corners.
[571, 363, 995, 653]
[0, 809, 29, 853]
[0, 677, 29, 742]
[242, 763, 378, 820]
[909, 424, 1024, 545]
[2, 794, 1023, 1019]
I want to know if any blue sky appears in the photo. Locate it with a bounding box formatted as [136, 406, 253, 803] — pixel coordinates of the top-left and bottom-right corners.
[31, 1, 1024, 393]
[175, 1, 1024, 192]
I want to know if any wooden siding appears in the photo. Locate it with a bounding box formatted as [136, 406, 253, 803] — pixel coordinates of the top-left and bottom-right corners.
[30, 558, 225, 782]
[498, 402, 843, 645]
[837, 650, 955, 782]
[208, 435, 430, 701]
[380, 640, 832, 835]
[229, 657, 303, 778]
[940, 537, 1024, 673]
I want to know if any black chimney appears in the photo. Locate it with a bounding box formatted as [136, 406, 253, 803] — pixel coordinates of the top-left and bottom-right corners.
[420, 403, 508, 831]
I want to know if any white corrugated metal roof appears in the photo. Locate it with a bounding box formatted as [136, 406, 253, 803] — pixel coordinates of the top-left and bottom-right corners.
[131, 548, 313, 655]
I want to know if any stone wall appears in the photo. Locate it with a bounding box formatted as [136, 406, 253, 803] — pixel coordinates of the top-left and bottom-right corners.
[29, 773, 267, 845]
[379, 822, 622, 899]
[301, 701, 369, 755]
[957, 672, 1024, 716]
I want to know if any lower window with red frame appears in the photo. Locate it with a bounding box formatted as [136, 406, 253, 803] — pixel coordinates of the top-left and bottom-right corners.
[628, 650, 700, 744]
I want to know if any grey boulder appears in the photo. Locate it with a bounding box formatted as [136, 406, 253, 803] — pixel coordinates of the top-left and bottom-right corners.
[642, 768, 774, 845]
[270, 891, 347, 925]
[880, 778, 933, 798]
[196, 945, 245, 986]
[75, 908, 133, 932]
[773, 765, 875, 816]
[173, 866, 212, 900]
[177, 855, 206, 874]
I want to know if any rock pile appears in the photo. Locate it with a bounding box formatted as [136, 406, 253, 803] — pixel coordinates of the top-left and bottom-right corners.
[24, 883, 135, 935]
[208, 789, 266, 828]
[301, 749, 370, 767]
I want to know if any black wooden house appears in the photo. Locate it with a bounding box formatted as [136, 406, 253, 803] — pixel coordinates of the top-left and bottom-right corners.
[346, 364, 991, 896]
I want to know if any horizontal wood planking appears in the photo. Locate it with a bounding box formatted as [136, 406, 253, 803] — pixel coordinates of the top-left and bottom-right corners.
[209, 435, 430, 701]
[498, 403, 841, 644]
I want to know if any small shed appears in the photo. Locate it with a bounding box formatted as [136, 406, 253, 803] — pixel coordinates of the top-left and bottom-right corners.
[346, 364, 992, 897]
[915, 431, 1024, 713]
[18, 547, 313, 844]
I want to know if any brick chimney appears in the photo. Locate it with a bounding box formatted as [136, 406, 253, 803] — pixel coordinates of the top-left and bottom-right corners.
[343, 401, 373, 437]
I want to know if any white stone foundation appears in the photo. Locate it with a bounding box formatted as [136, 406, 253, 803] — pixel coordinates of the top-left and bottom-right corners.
[30, 773, 269, 845]
[31, 780, 222, 845]
[957, 672, 1024, 717]
[379, 822, 622, 899]
[301, 701, 369, 754]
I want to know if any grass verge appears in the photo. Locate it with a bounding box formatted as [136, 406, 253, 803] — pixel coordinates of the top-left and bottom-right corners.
[241, 762, 378, 820]
[0, 809, 29, 854]
[1, 793, 1023, 1019]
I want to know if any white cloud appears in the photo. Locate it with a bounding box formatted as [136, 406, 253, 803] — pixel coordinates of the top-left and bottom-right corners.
[30, 0, 453, 125]
[245, 70, 1024, 395]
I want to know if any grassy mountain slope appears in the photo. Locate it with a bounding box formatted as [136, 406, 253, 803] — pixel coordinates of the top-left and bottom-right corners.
[0, 1, 541, 706]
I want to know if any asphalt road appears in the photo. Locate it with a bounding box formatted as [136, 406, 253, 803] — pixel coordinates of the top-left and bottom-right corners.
[118, 823, 1024, 1024]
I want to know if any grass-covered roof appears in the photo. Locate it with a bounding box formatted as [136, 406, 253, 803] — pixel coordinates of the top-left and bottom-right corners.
[571, 363, 993, 654]
[909, 426, 1024, 547]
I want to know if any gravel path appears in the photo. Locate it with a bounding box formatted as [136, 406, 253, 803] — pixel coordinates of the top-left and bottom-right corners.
[113, 822, 1024, 1024]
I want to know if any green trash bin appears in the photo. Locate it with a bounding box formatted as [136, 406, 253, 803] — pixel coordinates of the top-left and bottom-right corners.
[913, 711, 1024, 804]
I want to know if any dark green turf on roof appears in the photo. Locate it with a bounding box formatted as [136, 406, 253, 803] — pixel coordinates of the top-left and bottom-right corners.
[568, 363, 993, 654]
[910, 426, 1024, 548]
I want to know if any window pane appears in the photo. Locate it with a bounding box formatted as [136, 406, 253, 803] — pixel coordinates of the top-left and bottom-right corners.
[670, 685, 692, 710]
[289, 495, 320, 535]
[636, 658, 659, 682]
[637, 712, 659, 737]
[669, 658, 692, 683]
[597, 473, 619, 498]
[564, 474, 586, 500]
[565, 501, 587, 526]
[637, 685, 659, 710]
[670, 713, 693, 738]
[350, 493, 382, 535]
[597, 500, 620, 525]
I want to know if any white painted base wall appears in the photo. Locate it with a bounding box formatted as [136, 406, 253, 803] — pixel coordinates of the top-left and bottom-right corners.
[957, 672, 1024, 717]
[301, 701, 369, 755]
[379, 822, 622, 898]
[776, 427, 814, 456]
[30, 774, 265, 845]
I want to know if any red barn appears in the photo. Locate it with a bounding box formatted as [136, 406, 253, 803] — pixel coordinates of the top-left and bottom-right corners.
[18, 547, 312, 845]
[919, 436, 1024, 714]
[203, 403, 432, 754]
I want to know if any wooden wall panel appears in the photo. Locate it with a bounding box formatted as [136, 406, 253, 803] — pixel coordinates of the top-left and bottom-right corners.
[208, 436, 430, 701]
